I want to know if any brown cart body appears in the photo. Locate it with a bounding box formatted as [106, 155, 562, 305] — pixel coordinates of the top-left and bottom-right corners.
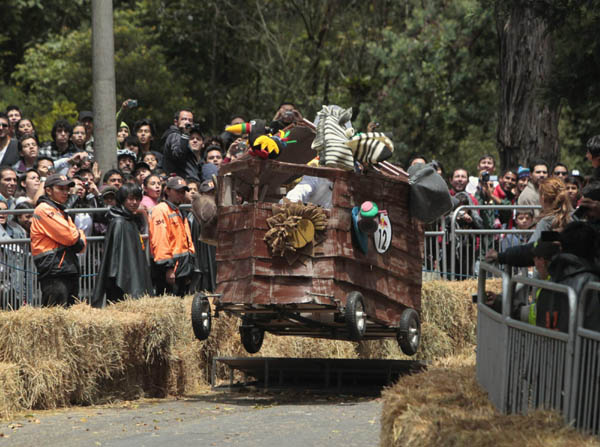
[212, 159, 423, 341]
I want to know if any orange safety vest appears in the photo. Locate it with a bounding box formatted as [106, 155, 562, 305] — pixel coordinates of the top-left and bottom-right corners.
[30, 198, 87, 278]
[149, 201, 195, 277]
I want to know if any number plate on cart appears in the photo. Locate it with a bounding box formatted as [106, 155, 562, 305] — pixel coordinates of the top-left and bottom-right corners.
[374, 214, 392, 253]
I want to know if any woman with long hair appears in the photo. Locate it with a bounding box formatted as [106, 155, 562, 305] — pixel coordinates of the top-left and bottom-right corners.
[15, 118, 36, 139]
[140, 174, 162, 211]
[14, 169, 43, 206]
[528, 177, 573, 242]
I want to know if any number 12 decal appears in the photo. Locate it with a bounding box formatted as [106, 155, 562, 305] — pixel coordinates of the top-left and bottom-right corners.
[374, 214, 392, 253]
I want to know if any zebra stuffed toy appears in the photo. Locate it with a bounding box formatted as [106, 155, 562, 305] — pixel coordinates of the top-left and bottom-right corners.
[347, 132, 394, 166]
[312, 105, 356, 171]
[312, 105, 394, 170]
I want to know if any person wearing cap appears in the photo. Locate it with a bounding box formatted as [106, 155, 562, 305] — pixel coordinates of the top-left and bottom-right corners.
[515, 166, 530, 200]
[117, 148, 137, 175]
[148, 176, 195, 296]
[78, 110, 94, 152]
[30, 174, 87, 307]
[117, 122, 130, 148]
[161, 110, 202, 181]
[100, 185, 118, 206]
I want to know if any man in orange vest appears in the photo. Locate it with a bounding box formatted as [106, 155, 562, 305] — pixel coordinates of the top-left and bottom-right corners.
[30, 174, 87, 306]
[149, 176, 195, 296]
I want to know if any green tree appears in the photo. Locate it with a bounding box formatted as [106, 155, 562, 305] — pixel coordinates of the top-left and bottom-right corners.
[361, 0, 498, 173]
[12, 9, 192, 136]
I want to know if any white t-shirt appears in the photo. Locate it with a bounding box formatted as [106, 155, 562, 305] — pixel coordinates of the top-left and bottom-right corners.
[285, 176, 333, 208]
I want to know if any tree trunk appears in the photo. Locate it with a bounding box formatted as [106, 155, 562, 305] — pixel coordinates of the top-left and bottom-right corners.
[497, 2, 560, 171]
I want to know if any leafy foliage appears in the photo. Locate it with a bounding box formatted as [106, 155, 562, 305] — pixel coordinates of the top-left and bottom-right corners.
[361, 0, 498, 172]
[1, 0, 599, 175]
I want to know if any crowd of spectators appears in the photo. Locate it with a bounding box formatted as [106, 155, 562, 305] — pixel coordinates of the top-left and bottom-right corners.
[1, 100, 600, 318]
[0, 101, 304, 307]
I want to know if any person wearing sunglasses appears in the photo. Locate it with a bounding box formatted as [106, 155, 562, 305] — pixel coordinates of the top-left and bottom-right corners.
[0, 112, 20, 168]
[551, 163, 569, 179]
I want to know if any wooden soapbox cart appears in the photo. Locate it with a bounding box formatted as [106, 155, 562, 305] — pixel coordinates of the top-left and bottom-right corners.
[191, 157, 424, 355]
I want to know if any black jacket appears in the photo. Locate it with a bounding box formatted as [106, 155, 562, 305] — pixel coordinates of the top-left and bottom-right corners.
[91, 206, 152, 307]
[498, 242, 535, 267]
[536, 253, 600, 332]
[161, 125, 200, 181]
[0, 138, 19, 167]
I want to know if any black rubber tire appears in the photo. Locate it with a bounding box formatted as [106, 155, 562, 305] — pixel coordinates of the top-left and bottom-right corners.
[191, 293, 211, 341]
[345, 291, 367, 341]
[240, 324, 264, 354]
[397, 308, 420, 356]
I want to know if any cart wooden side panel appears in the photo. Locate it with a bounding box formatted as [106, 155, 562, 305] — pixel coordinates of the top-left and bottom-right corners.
[215, 160, 423, 327]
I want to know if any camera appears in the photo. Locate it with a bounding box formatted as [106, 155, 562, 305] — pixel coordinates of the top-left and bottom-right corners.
[127, 99, 138, 108]
[481, 172, 490, 183]
[282, 110, 295, 122]
[238, 140, 247, 151]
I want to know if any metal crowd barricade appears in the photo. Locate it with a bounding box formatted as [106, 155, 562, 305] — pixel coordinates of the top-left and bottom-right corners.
[476, 262, 511, 411]
[0, 238, 40, 309]
[0, 204, 188, 308]
[449, 205, 539, 280]
[571, 281, 600, 434]
[423, 217, 446, 279]
[0, 206, 111, 307]
[477, 261, 578, 421]
[504, 276, 577, 417]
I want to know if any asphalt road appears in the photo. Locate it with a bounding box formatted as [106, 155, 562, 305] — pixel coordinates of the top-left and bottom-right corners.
[0, 391, 381, 447]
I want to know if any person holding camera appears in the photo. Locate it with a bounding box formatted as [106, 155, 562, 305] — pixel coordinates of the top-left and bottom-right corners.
[270, 102, 303, 132]
[161, 109, 202, 181]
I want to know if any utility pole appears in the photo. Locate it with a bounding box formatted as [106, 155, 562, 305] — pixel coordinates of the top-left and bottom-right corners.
[92, 0, 117, 178]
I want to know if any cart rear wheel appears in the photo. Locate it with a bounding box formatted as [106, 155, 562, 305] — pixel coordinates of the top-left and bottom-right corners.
[191, 293, 211, 340]
[397, 308, 420, 356]
[240, 324, 264, 354]
[345, 291, 367, 341]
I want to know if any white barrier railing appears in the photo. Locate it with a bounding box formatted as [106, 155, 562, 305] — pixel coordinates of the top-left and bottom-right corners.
[449, 205, 539, 280]
[478, 261, 600, 435]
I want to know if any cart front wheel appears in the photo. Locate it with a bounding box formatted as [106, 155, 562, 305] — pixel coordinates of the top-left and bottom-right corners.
[345, 291, 367, 341]
[397, 308, 420, 356]
[240, 324, 264, 354]
[191, 293, 212, 340]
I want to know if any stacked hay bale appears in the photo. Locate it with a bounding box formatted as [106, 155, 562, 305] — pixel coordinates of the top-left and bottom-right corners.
[0, 279, 483, 417]
[379, 353, 599, 447]
[379, 279, 600, 446]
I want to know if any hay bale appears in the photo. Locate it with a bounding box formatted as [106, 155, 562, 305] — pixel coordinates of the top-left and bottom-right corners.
[380, 352, 599, 447]
[0, 278, 497, 417]
[0, 363, 24, 417]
